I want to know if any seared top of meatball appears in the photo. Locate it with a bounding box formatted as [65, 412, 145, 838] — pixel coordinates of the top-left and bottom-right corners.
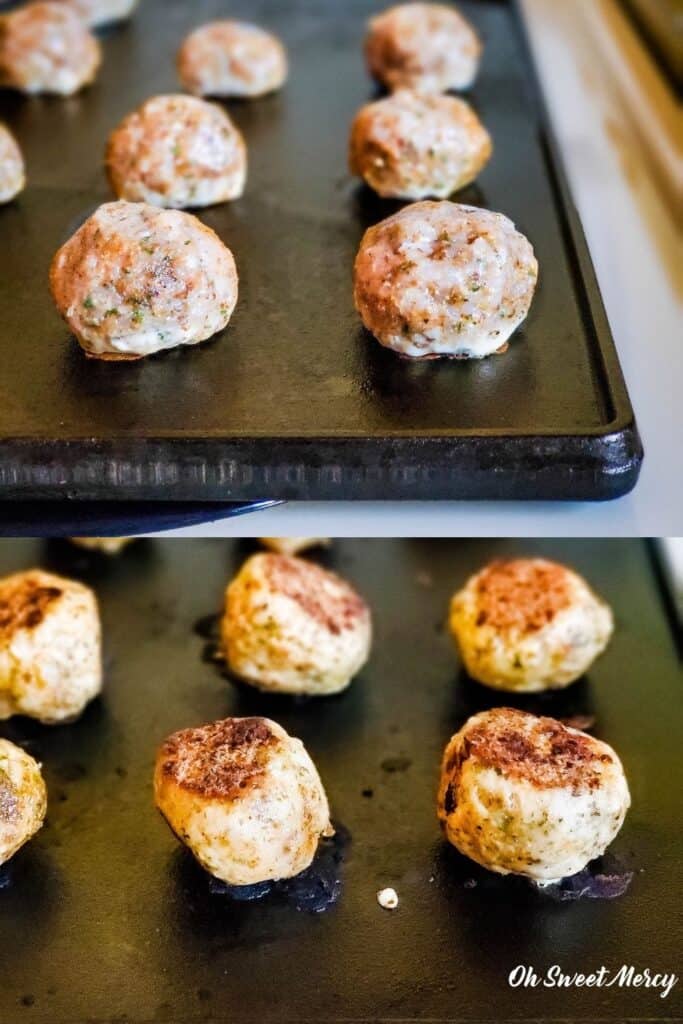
[156, 717, 281, 801]
[257, 554, 369, 636]
[453, 709, 616, 794]
[472, 559, 573, 633]
[0, 571, 64, 638]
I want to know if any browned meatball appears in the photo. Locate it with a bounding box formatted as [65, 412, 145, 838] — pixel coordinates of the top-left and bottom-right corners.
[365, 3, 481, 93]
[106, 94, 247, 208]
[50, 200, 238, 360]
[350, 89, 491, 199]
[0, 1, 100, 96]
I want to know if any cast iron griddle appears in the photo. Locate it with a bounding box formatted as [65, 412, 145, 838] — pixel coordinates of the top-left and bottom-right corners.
[0, 0, 643, 501]
[0, 538, 680, 1024]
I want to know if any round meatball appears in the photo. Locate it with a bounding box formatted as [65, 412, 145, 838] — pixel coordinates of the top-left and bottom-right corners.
[353, 201, 538, 359]
[259, 538, 330, 556]
[449, 558, 613, 692]
[221, 553, 371, 696]
[0, 739, 47, 866]
[350, 90, 491, 200]
[0, 2, 101, 96]
[154, 716, 333, 885]
[438, 708, 631, 881]
[0, 569, 101, 724]
[365, 3, 481, 94]
[0, 122, 24, 203]
[58, 0, 138, 28]
[178, 20, 288, 99]
[70, 537, 134, 554]
[50, 200, 238, 360]
[106, 94, 247, 209]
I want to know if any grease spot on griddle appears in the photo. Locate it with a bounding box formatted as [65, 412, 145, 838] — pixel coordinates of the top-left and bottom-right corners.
[437, 844, 634, 902]
[205, 823, 350, 914]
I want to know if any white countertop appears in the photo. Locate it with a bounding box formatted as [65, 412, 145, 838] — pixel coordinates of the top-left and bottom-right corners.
[163, 0, 682, 539]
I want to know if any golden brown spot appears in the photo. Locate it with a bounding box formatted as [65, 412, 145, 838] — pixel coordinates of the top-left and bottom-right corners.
[473, 559, 572, 633]
[460, 708, 611, 793]
[157, 717, 278, 800]
[260, 555, 368, 636]
[0, 576, 62, 637]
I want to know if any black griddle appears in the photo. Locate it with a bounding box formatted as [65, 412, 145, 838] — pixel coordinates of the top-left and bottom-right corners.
[0, 0, 643, 502]
[0, 538, 680, 1024]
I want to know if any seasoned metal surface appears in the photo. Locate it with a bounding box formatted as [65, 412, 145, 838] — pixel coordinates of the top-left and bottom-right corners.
[0, 538, 680, 1024]
[0, 0, 642, 500]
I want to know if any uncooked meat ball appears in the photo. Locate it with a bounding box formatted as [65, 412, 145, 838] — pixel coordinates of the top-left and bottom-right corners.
[178, 20, 288, 99]
[58, 0, 138, 28]
[0, 569, 102, 724]
[0, 2, 100, 96]
[221, 553, 372, 696]
[50, 200, 238, 359]
[154, 716, 333, 885]
[349, 89, 491, 199]
[0, 739, 47, 866]
[449, 558, 613, 691]
[106, 94, 247, 208]
[0, 123, 24, 203]
[365, 3, 481, 93]
[438, 708, 631, 882]
[353, 201, 538, 359]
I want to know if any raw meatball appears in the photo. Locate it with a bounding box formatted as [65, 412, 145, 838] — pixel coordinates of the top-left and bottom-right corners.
[221, 553, 371, 696]
[0, 2, 101, 96]
[353, 201, 538, 359]
[0, 122, 24, 203]
[438, 708, 630, 882]
[50, 200, 238, 360]
[154, 716, 333, 885]
[0, 569, 101, 724]
[58, 0, 138, 28]
[365, 3, 481, 93]
[259, 538, 330, 556]
[449, 558, 613, 692]
[70, 537, 134, 554]
[349, 89, 491, 199]
[178, 20, 288, 99]
[106, 94, 247, 208]
[0, 739, 47, 866]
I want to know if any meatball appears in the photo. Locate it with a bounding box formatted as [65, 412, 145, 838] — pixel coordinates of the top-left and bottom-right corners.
[0, 569, 101, 724]
[438, 708, 630, 882]
[365, 3, 481, 94]
[0, 739, 47, 866]
[177, 20, 288, 99]
[449, 558, 613, 692]
[0, 2, 100, 96]
[106, 94, 247, 209]
[154, 716, 333, 885]
[221, 553, 371, 696]
[57, 0, 138, 28]
[0, 122, 24, 203]
[50, 200, 238, 360]
[353, 201, 538, 359]
[349, 89, 491, 200]
[70, 537, 134, 554]
[259, 538, 330, 556]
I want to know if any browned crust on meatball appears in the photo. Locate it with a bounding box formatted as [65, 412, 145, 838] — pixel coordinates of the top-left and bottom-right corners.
[156, 717, 279, 800]
[472, 559, 572, 633]
[259, 554, 369, 636]
[445, 708, 613, 793]
[0, 575, 62, 637]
